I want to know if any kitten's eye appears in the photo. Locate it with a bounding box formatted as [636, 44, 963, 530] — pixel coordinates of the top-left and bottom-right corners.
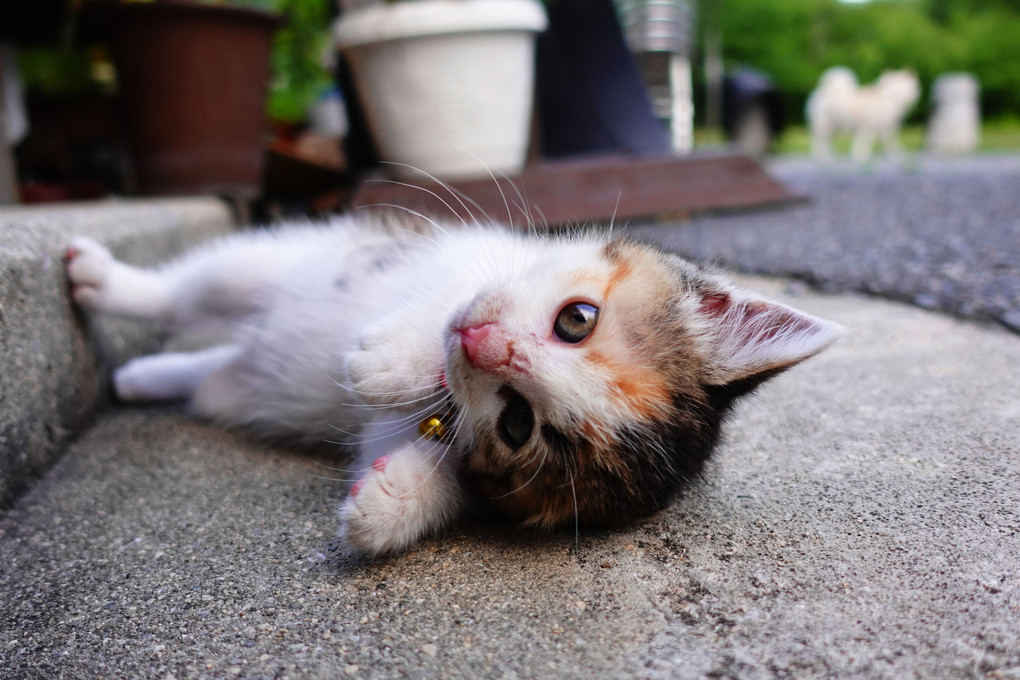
[554, 302, 599, 343]
[497, 388, 534, 450]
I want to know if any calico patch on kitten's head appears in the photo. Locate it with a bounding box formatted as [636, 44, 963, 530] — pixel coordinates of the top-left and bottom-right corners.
[444, 235, 843, 529]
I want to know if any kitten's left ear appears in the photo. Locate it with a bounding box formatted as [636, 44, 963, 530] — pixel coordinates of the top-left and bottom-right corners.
[696, 289, 845, 388]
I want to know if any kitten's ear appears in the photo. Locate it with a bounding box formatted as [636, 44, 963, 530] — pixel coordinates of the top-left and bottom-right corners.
[696, 290, 844, 388]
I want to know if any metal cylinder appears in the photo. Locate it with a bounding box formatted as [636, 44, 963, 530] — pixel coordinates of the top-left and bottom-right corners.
[617, 0, 695, 55]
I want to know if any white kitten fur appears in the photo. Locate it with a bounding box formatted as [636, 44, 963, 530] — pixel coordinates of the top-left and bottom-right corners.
[68, 219, 610, 553]
[68, 236, 170, 318]
[339, 443, 463, 556]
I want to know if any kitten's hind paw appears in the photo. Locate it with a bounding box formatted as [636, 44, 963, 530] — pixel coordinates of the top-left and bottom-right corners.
[65, 236, 115, 311]
[64, 236, 169, 319]
[339, 448, 462, 556]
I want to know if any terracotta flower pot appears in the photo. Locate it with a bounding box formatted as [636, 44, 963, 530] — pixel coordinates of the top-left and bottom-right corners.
[95, 1, 280, 198]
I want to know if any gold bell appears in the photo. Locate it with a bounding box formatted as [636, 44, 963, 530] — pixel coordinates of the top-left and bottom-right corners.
[419, 415, 447, 441]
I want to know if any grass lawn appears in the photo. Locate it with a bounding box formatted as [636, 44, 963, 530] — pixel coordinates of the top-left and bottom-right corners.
[694, 119, 1020, 155]
[771, 119, 1020, 155]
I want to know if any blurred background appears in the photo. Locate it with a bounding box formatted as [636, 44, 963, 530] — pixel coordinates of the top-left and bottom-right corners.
[2, 0, 1019, 211]
[695, 0, 1020, 154]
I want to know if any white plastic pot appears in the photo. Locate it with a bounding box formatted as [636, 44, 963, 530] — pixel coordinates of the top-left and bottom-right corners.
[334, 0, 547, 181]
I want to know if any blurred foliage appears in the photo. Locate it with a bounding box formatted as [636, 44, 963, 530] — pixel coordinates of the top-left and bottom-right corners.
[18, 47, 99, 96]
[704, 0, 1020, 123]
[265, 0, 335, 123]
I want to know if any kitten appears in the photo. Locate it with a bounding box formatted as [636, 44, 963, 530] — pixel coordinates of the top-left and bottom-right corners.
[66, 214, 843, 556]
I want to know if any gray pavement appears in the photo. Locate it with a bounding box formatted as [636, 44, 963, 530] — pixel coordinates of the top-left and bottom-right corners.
[2, 163, 1020, 678]
[632, 155, 1020, 333]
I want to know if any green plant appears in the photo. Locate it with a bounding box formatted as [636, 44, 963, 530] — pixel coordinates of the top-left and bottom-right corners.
[265, 0, 334, 123]
[18, 47, 101, 96]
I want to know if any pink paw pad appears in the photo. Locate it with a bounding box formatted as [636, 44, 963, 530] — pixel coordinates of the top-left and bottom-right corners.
[349, 456, 391, 498]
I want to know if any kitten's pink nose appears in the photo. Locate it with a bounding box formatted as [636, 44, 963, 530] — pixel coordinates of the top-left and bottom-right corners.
[459, 322, 494, 366]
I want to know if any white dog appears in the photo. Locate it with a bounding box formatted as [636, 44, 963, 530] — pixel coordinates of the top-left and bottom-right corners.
[806, 67, 920, 162]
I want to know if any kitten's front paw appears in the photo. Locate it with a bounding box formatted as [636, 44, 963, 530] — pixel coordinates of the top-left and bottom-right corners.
[65, 236, 115, 311]
[339, 449, 462, 556]
[345, 331, 442, 408]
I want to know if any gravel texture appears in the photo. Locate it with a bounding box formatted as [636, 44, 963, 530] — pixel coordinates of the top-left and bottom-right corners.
[632, 155, 1020, 333]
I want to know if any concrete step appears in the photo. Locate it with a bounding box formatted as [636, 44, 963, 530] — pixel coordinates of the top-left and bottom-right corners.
[0, 198, 235, 507]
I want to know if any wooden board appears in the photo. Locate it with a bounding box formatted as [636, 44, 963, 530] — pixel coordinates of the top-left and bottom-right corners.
[348, 152, 802, 229]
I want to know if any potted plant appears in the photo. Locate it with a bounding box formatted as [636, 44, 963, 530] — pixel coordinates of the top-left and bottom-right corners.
[333, 0, 547, 181]
[84, 0, 283, 198]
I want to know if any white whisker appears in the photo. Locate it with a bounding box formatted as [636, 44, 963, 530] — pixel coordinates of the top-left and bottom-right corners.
[356, 202, 448, 235]
[364, 178, 473, 230]
[330, 396, 452, 445]
[550, 447, 581, 549]
[491, 450, 548, 499]
[427, 142, 514, 226]
[378, 162, 492, 229]
[309, 473, 359, 483]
